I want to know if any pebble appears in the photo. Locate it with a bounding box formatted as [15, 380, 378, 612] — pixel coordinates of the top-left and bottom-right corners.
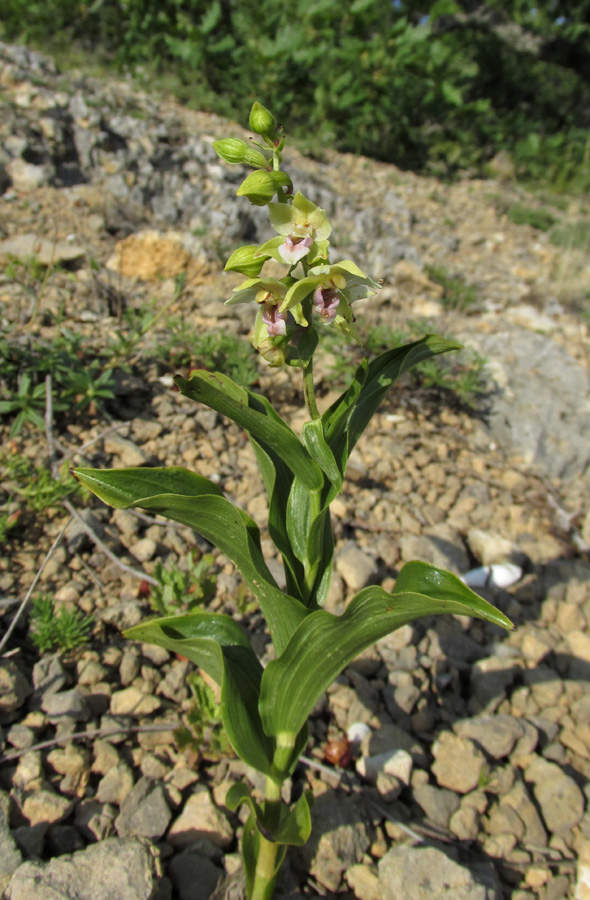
[41, 688, 91, 722]
[20, 789, 74, 827]
[5, 837, 161, 900]
[345, 864, 382, 900]
[110, 686, 161, 717]
[525, 757, 585, 834]
[431, 732, 488, 794]
[96, 762, 134, 806]
[378, 845, 502, 899]
[0, 662, 31, 713]
[168, 848, 223, 900]
[129, 537, 158, 562]
[335, 542, 379, 592]
[453, 715, 525, 759]
[115, 776, 172, 841]
[167, 786, 233, 849]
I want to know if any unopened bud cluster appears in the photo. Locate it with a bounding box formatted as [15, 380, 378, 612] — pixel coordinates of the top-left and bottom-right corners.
[213, 103, 379, 367]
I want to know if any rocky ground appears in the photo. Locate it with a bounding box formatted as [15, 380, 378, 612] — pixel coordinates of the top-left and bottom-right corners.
[1, 41, 590, 900]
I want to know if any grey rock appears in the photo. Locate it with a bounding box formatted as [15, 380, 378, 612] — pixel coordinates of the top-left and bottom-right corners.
[75, 799, 117, 842]
[168, 848, 222, 900]
[41, 688, 91, 723]
[0, 662, 31, 713]
[525, 757, 585, 834]
[413, 783, 460, 829]
[291, 794, 370, 892]
[335, 542, 379, 592]
[0, 803, 22, 893]
[431, 732, 488, 794]
[167, 786, 233, 849]
[473, 329, 590, 480]
[96, 762, 134, 806]
[0, 233, 84, 265]
[453, 715, 525, 759]
[32, 655, 67, 696]
[115, 776, 172, 841]
[66, 510, 105, 554]
[399, 525, 469, 573]
[378, 845, 502, 900]
[6, 838, 161, 900]
[12, 824, 47, 858]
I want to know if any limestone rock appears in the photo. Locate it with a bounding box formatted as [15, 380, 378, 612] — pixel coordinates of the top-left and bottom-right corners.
[378, 845, 502, 900]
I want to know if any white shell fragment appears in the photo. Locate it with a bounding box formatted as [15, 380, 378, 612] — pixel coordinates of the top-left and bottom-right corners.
[347, 722, 371, 744]
[461, 563, 523, 590]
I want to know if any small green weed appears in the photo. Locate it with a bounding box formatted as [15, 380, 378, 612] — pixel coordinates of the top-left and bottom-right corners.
[30, 595, 93, 654]
[155, 325, 259, 387]
[1, 453, 79, 516]
[550, 219, 590, 251]
[506, 203, 556, 232]
[424, 265, 478, 312]
[174, 671, 231, 761]
[0, 373, 48, 436]
[149, 551, 217, 616]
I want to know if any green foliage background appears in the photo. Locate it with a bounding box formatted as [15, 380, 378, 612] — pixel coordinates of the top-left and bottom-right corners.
[2, 0, 589, 189]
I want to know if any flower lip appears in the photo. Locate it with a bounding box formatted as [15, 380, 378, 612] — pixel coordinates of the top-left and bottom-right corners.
[262, 302, 288, 336]
[278, 234, 313, 265]
[313, 284, 340, 323]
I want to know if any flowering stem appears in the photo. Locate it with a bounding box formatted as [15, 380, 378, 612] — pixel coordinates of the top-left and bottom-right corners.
[303, 359, 320, 420]
[250, 778, 283, 900]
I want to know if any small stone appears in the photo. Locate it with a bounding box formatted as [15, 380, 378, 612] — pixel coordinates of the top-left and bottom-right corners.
[92, 740, 120, 775]
[454, 715, 524, 759]
[378, 845, 502, 899]
[357, 749, 412, 786]
[525, 757, 585, 834]
[168, 786, 233, 849]
[110, 686, 161, 717]
[335, 543, 379, 592]
[76, 658, 107, 686]
[399, 526, 469, 573]
[5, 837, 161, 900]
[75, 799, 117, 842]
[466, 529, 523, 566]
[41, 688, 91, 722]
[413, 783, 460, 830]
[168, 848, 223, 900]
[450, 804, 480, 841]
[575, 837, 590, 900]
[431, 732, 488, 794]
[129, 537, 157, 563]
[96, 762, 134, 806]
[0, 804, 22, 894]
[119, 648, 141, 686]
[115, 777, 172, 841]
[104, 434, 147, 467]
[0, 661, 31, 713]
[21, 789, 74, 826]
[345, 864, 383, 900]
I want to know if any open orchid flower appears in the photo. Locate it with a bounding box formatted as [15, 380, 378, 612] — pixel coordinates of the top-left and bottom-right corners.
[261, 301, 288, 336]
[268, 191, 332, 265]
[225, 277, 288, 308]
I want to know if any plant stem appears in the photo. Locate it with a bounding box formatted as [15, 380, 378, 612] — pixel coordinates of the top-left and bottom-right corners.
[250, 778, 282, 900]
[303, 359, 320, 420]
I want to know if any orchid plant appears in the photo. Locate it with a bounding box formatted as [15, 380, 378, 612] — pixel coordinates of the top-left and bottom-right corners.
[74, 104, 512, 900]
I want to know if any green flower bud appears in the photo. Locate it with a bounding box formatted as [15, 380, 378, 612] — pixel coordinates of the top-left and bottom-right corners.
[249, 102, 276, 137]
[224, 245, 266, 278]
[236, 170, 292, 206]
[212, 138, 269, 168]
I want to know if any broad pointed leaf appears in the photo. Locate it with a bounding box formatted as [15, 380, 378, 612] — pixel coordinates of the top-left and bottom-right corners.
[125, 611, 274, 775]
[259, 561, 513, 738]
[302, 419, 342, 488]
[73, 467, 308, 654]
[323, 336, 460, 467]
[273, 791, 313, 846]
[175, 371, 323, 492]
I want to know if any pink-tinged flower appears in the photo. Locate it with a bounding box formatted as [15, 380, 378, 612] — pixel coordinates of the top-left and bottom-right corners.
[268, 191, 332, 265]
[313, 279, 344, 323]
[261, 302, 287, 336]
[279, 234, 314, 265]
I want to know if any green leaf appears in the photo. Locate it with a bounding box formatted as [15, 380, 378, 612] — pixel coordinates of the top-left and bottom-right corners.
[175, 371, 323, 492]
[72, 467, 308, 654]
[274, 791, 313, 846]
[302, 419, 342, 487]
[72, 466, 223, 506]
[259, 561, 512, 738]
[125, 611, 274, 775]
[323, 336, 460, 467]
